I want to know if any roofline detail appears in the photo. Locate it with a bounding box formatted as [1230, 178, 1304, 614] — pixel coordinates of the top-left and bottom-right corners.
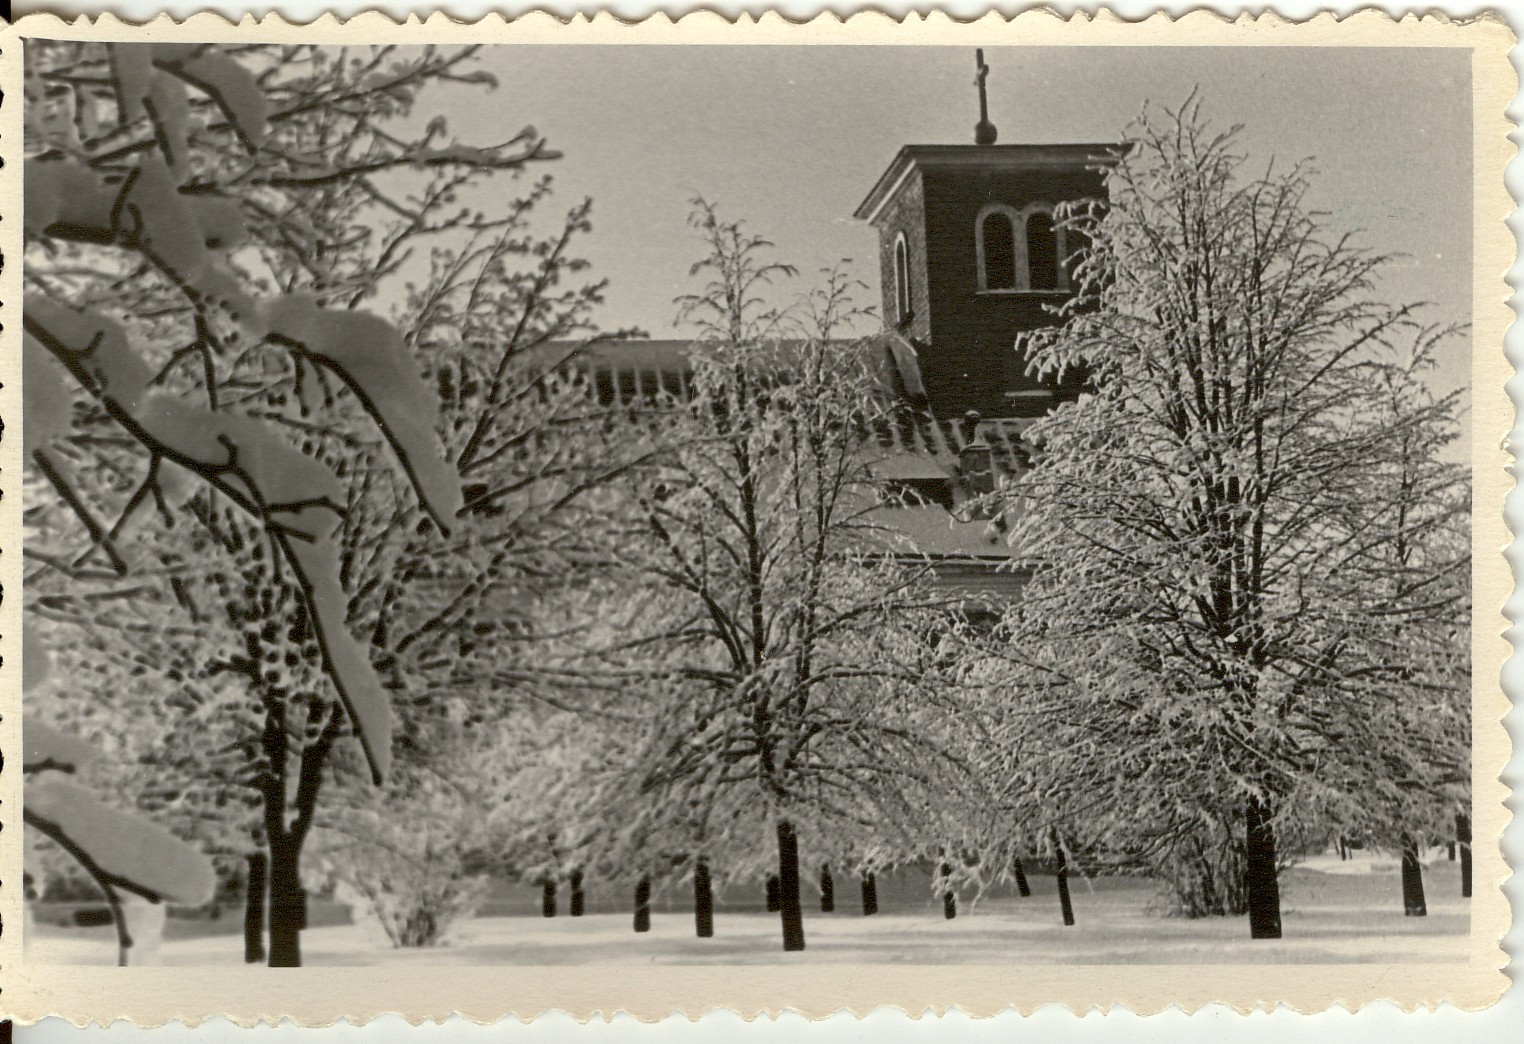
[853, 143, 1126, 225]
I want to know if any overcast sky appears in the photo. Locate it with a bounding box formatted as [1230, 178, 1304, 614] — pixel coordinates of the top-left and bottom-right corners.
[438, 45, 1472, 397]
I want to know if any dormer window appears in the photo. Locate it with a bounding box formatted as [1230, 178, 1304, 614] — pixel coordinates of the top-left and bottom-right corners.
[893, 232, 913, 323]
[976, 202, 1069, 293]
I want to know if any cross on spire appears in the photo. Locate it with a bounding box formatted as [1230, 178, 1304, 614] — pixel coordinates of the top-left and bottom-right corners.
[974, 48, 998, 146]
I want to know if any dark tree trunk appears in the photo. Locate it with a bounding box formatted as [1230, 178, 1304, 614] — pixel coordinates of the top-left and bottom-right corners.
[766, 874, 781, 912]
[819, 865, 835, 913]
[633, 876, 651, 933]
[1400, 835, 1427, 917]
[1054, 844, 1075, 927]
[266, 833, 307, 968]
[570, 869, 585, 917]
[1457, 812, 1473, 899]
[1338, 836, 1348, 861]
[243, 852, 267, 964]
[1447, 842, 1456, 861]
[259, 693, 338, 968]
[939, 862, 956, 920]
[1244, 797, 1282, 940]
[776, 820, 805, 952]
[542, 876, 557, 918]
[1012, 857, 1031, 897]
[861, 874, 879, 916]
[694, 861, 714, 938]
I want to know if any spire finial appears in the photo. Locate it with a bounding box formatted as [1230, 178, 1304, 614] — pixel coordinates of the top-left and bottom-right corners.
[974, 49, 998, 146]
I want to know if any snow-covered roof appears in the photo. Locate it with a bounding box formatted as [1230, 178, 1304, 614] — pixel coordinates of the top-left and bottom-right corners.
[542, 336, 1034, 570]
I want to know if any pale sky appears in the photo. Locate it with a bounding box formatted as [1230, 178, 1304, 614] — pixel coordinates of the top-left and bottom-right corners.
[436, 45, 1472, 398]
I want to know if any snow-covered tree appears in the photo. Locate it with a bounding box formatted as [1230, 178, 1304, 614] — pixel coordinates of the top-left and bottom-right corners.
[22, 42, 558, 965]
[21, 634, 217, 966]
[591, 202, 986, 952]
[985, 98, 1471, 938]
[291, 180, 659, 948]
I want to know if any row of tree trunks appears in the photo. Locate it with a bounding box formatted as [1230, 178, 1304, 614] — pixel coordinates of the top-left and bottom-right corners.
[613, 849, 1094, 944]
[1338, 817, 1471, 903]
[542, 874, 589, 917]
[612, 820, 1470, 940]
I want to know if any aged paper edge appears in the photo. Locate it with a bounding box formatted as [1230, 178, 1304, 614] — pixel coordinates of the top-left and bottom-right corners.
[0, 7, 1514, 1026]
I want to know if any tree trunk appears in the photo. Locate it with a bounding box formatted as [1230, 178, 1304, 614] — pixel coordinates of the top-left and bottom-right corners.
[861, 874, 878, 916]
[939, 862, 956, 920]
[633, 876, 651, 933]
[819, 865, 835, 913]
[570, 869, 585, 917]
[244, 852, 267, 964]
[694, 861, 714, 938]
[541, 876, 557, 918]
[1244, 797, 1282, 940]
[1457, 812, 1472, 899]
[776, 820, 805, 952]
[259, 693, 336, 968]
[1447, 841, 1456, 861]
[766, 874, 781, 912]
[1054, 844, 1075, 927]
[266, 832, 307, 968]
[1400, 835, 1427, 917]
[1012, 857, 1031, 897]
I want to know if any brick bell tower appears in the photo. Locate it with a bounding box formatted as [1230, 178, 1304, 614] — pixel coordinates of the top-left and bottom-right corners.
[854, 49, 1120, 420]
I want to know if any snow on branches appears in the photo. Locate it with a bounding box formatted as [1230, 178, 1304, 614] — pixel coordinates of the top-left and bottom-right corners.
[983, 97, 1471, 936]
[22, 41, 559, 965]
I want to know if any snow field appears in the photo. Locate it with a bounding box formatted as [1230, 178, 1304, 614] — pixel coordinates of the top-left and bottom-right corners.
[27, 862, 1470, 967]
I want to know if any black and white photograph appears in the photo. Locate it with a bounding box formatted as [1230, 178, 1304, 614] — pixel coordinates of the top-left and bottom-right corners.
[5, 11, 1512, 1021]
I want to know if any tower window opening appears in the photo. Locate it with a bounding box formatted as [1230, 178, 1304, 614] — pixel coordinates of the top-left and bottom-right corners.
[976, 202, 1071, 293]
[894, 233, 913, 323]
[980, 211, 1017, 291]
[1026, 210, 1059, 291]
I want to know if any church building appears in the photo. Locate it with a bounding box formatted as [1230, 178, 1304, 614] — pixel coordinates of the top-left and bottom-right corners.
[576, 51, 1120, 609]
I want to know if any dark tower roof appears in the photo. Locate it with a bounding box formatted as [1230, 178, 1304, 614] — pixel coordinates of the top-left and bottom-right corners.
[853, 143, 1123, 225]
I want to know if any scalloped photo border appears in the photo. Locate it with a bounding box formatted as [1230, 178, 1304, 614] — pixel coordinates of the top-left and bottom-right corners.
[0, 7, 1514, 1026]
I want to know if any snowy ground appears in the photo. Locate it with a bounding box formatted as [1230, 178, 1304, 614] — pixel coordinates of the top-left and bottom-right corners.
[27, 859, 1470, 967]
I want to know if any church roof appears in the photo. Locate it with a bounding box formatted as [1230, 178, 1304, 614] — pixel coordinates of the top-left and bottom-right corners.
[565, 336, 1031, 473]
[554, 335, 1032, 568]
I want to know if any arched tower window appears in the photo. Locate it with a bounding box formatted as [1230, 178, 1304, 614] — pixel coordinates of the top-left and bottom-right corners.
[977, 202, 1069, 293]
[893, 233, 913, 323]
[1025, 209, 1059, 291]
[975, 204, 1019, 292]
[981, 212, 1016, 290]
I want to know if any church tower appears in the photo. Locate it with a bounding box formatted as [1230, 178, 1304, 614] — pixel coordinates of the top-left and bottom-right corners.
[854, 50, 1120, 420]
